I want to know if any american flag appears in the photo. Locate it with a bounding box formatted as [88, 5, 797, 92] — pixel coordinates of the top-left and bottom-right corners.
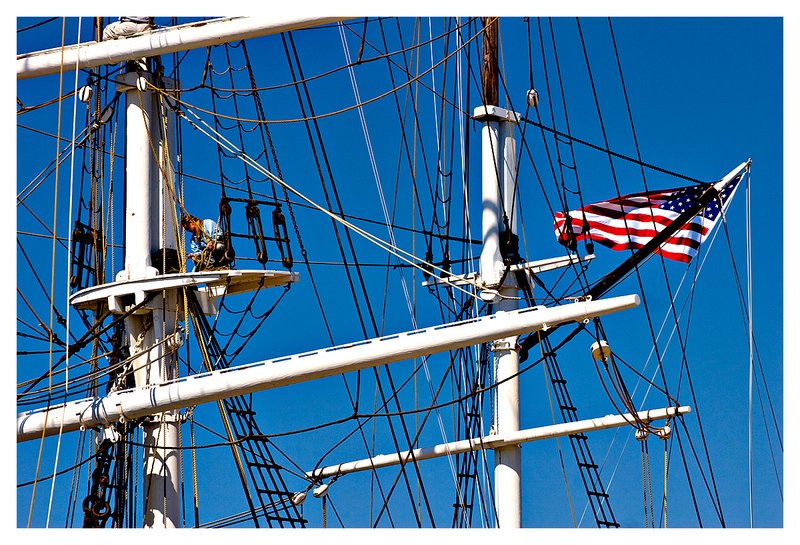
[553, 172, 744, 263]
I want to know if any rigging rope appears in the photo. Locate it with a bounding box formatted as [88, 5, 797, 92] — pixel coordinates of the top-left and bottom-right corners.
[662, 439, 669, 527]
[149, 22, 485, 127]
[340, 21, 464, 513]
[35, 16, 67, 528]
[165, 92, 485, 304]
[746, 169, 754, 527]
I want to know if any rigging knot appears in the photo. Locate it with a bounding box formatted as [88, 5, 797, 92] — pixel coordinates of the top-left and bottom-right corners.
[565, 294, 592, 302]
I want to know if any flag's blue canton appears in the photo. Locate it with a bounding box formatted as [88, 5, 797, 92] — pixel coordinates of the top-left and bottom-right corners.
[658, 173, 742, 221]
[659, 186, 703, 214]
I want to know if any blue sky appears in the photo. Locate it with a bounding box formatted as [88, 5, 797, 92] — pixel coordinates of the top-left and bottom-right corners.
[11, 5, 793, 536]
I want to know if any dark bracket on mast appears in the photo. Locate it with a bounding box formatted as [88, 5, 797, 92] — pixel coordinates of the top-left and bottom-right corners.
[244, 200, 294, 269]
[220, 196, 294, 269]
[246, 199, 270, 264]
[218, 197, 236, 267]
[70, 221, 102, 290]
[271, 205, 293, 269]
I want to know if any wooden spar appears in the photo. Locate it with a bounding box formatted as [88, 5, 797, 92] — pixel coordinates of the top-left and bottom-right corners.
[481, 17, 499, 106]
[306, 406, 690, 480]
[518, 160, 751, 363]
[17, 295, 640, 443]
[17, 16, 346, 80]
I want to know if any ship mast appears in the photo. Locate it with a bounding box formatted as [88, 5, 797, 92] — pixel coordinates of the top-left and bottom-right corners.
[17, 17, 650, 528]
[476, 16, 522, 528]
[116, 57, 182, 528]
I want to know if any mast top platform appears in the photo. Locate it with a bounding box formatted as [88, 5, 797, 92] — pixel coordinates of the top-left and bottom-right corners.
[472, 105, 520, 123]
[70, 269, 298, 314]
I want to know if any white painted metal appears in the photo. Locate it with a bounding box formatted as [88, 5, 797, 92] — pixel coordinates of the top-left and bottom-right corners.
[119, 70, 157, 282]
[500, 110, 519, 236]
[141, 412, 182, 528]
[69, 269, 298, 313]
[715, 160, 751, 192]
[474, 103, 525, 527]
[306, 406, 690, 479]
[17, 16, 346, 80]
[117, 67, 182, 527]
[479, 116, 503, 288]
[421, 254, 595, 287]
[18, 295, 640, 442]
[493, 112, 521, 529]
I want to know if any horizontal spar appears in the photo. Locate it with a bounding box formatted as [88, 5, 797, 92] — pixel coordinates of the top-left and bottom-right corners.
[17, 16, 347, 80]
[307, 405, 690, 480]
[17, 294, 639, 442]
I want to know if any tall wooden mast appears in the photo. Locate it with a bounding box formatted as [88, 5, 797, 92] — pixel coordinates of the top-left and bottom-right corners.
[481, 17, 499, 107]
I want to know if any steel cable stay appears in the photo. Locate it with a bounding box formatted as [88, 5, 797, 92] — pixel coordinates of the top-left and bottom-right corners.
[296, 325, 605, 523]
[575, 222, 732, 529]
[17, 86, 123, 206]
[229, 28, 391, 526]
[340, 20, 472, 524]
[167, 17, 476, 97]
[169, 94, 486, 301]
[91, 343, 537, 450]
[716, 206, 783, 454]
[425, 17, 456, 265]
[45, 21, 130, 527]
[23, 42, 165, 527]
[239, 39, 294, 269]
[708, 191, 783, 504]
[578, 28, 733, 528]
[179, 55, 298, 522]
[283, 30, 429, 527]
[16, 16, 778, 529]
[184, 288, 306, 527]
[545, 23, 710, 528]
[374, 18, 445, 280]
[455, 18, 501, 527]
[17, 298, 632, 528]
[468, 18, 620, 527]
[540, 358, 579, 527]
[60, 349, 495, 468]
[377, 17, 441, 291]
[537, 265, 700, 527]
[604, 269, 724, 525]
[400, 17, 492, 526]
[190, 26, 450, 528]
[542, 18, 594, 261]
[569, 17, 676, 414]
[39, 17, 72, 528]
[541, 19, 595, 290]
[147, 20, 489, 128]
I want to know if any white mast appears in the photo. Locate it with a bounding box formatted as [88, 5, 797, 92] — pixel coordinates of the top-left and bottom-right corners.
[13, 15, 345, 529]
[116, 62, 181, 528]
[17, 17, 655, 528]
[476, 17, 523, 529]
